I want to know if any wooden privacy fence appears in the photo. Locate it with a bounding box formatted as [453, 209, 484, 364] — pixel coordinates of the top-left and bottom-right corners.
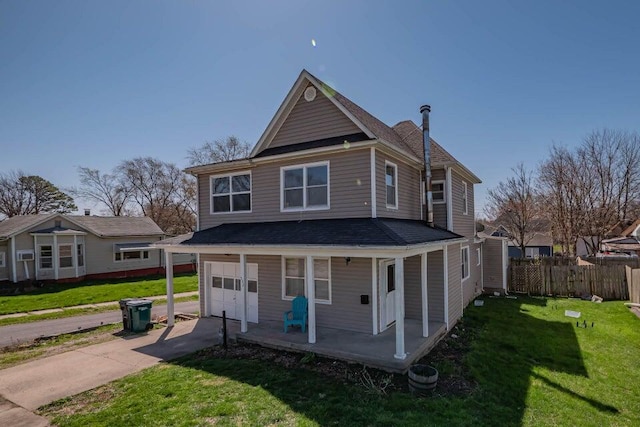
[626, 266, 640, 304]
[509, 264, 629, 300]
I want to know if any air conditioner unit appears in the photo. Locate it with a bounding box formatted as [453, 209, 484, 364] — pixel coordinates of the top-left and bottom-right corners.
[17, 251, 35, 261]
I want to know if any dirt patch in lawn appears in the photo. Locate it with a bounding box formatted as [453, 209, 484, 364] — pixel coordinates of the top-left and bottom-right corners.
[193, 319, 477, 398]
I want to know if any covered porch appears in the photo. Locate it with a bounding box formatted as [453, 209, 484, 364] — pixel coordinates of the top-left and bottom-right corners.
[159, 218, 464, 366]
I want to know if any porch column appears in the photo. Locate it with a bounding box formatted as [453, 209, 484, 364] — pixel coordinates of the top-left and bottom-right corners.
[371, 257, 378, 335]
[165, 251, 175, 327]
[11, 237, 17, 283]
[394, 256, 406, 360]
[443, 247, 449, 330]
[240, 253, 248, 333]
[53, 234, 58, 280]
[305, 256, 316, 344]
[32, 236, 37, 282]
[421, 252, 429, 337]
[73, 235, 78, 278]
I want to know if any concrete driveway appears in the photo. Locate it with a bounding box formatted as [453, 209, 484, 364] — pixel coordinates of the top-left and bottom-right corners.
[0, 317, 229, 424]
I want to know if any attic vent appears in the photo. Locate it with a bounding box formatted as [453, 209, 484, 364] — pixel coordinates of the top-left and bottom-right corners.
[304, 86, 317, 102]
[55, 220, 62, 228]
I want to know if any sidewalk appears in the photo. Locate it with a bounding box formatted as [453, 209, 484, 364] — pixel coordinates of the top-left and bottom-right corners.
[0, 317, 229, 426]
[0, 291, 199, 321]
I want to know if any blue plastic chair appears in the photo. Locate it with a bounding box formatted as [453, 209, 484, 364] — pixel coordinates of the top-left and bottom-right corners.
[283, 296, 308, 333]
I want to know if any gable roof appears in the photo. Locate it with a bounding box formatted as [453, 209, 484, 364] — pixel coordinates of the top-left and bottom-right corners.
[0, 213, 59, 239]
[246, 69, 480, 182]
[0, 214, 163, 239]
[620, 219, 640, 237]
[158, 218, 463, 247]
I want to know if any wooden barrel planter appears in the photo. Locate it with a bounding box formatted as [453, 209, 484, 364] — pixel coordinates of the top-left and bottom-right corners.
[408, 364, 438, 395]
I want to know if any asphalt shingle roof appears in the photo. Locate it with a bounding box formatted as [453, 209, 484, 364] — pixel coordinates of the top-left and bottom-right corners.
[172, 218, 462, 247]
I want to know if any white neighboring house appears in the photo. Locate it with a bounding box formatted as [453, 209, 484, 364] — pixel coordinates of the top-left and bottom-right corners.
[0, 213, 194, 283]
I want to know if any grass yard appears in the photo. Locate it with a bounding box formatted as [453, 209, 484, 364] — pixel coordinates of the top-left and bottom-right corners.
[0, 273, 197, 315]
[40, 297, 640, 426]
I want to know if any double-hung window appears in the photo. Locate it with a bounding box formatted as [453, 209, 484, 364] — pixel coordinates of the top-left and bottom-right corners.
[59, 244, 73, 268]
[432, 180, 445, 204]
[77, 243, 85, 267]
[0, 252, 5, 268]
[462, 181, 468, 215]
[211, 172, 251, 213]
[385, 161, 398, 208]
[40, 245, 53, 269]
[281, 162, 329, 211]
[282, 257, 331, 304]
[461, 246, 470, 281]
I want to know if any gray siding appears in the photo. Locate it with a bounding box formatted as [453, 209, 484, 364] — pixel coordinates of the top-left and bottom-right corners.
[431, 168, 448, 229]
[0, 243, 8, 281]
[451, 170, 475, 237]
[483, 238, 506, 290]
[199, 255, 372, 334]
[83, 234, 162, 276]
[375, 150, 422, 220]
[462, 242, 482, 307]
[400, 252, 446, 323]
[199, 148, 372, 230]
[447, 243, 463, 325]
[266, 86, 362, 150]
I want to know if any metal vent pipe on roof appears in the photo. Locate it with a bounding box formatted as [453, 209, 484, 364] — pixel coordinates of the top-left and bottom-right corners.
[420, 104, 434, 227]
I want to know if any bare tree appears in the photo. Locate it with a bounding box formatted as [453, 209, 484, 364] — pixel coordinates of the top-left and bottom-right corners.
[486, 163, 540, 257]
[187, 136, 251, 166]
[118, 157, 196, 235]
[0, 171, 76, 218]
[539, 130, 640, 255]
[71, 167, 131, 216]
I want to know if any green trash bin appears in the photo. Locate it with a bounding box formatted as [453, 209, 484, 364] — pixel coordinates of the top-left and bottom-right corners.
[127, 299, 153, 332]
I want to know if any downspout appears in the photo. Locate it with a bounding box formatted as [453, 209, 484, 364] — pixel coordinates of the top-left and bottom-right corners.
[421, 105, 434, 227]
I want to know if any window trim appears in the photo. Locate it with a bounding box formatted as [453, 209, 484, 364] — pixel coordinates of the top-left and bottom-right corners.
[476, 247, 481, 266]
[58, 244, 74, 269]
[39, 245, 53, 270]
[432, 180, 446, 204]
[114, 250, 150, 263]
[209, 171, 252, 215]
[280, 161, 330, 212]
[281, 256, 332, 304]
[0, 251, 5, 268]
[385, 160, 398, 209]
[461, 245, 470, 281]
[462, 181, 468, 215]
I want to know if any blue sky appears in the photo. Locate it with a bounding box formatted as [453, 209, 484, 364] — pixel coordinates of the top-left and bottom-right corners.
[1, 0, 639, 215]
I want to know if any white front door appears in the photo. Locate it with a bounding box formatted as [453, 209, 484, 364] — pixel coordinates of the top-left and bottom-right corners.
[380, 260, 396, 330]
[207, 261, 258, 323]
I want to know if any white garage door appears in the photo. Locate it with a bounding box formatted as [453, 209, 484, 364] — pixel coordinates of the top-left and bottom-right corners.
[206, 262, 258, 323]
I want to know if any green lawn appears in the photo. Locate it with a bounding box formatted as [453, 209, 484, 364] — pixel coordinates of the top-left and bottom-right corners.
[40, 297, 640, 426]
[0, 274, 198, 315]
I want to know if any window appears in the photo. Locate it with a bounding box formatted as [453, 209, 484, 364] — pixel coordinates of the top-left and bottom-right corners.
[59, 244, 73, 268]
[282, 257, 331, 303]
[385, 161, 398, 208]
[40, 245, 53, 269]
[281, 162, 329, 211]
[115, 250, 149, 262]
[0, 252, 5, 268]
[476, 247, 481, 266]
[77, 243, 84, 267]
[211, 172, 251, 213]
[432, 180, 445, 204]
[462, 181, 468, 215]
[461, 246, 470, 281]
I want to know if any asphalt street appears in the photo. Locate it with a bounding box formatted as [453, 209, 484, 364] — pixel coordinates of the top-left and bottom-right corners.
[0, 300, 199, 348]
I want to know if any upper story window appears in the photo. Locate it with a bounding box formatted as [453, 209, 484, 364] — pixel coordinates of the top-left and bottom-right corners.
[211, 172, 252, 214]
[461, 246, 470, 281]
[432, 180, 445, 204]
[281, 161, 329, 211]
[385, 161, 398, 209]
[462, 181, 468, 215]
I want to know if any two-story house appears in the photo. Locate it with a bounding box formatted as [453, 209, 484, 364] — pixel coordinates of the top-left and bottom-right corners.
[158, 70, 507, 371]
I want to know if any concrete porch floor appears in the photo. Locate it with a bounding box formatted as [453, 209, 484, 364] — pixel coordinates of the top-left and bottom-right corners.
[233, 318, 447, 373]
